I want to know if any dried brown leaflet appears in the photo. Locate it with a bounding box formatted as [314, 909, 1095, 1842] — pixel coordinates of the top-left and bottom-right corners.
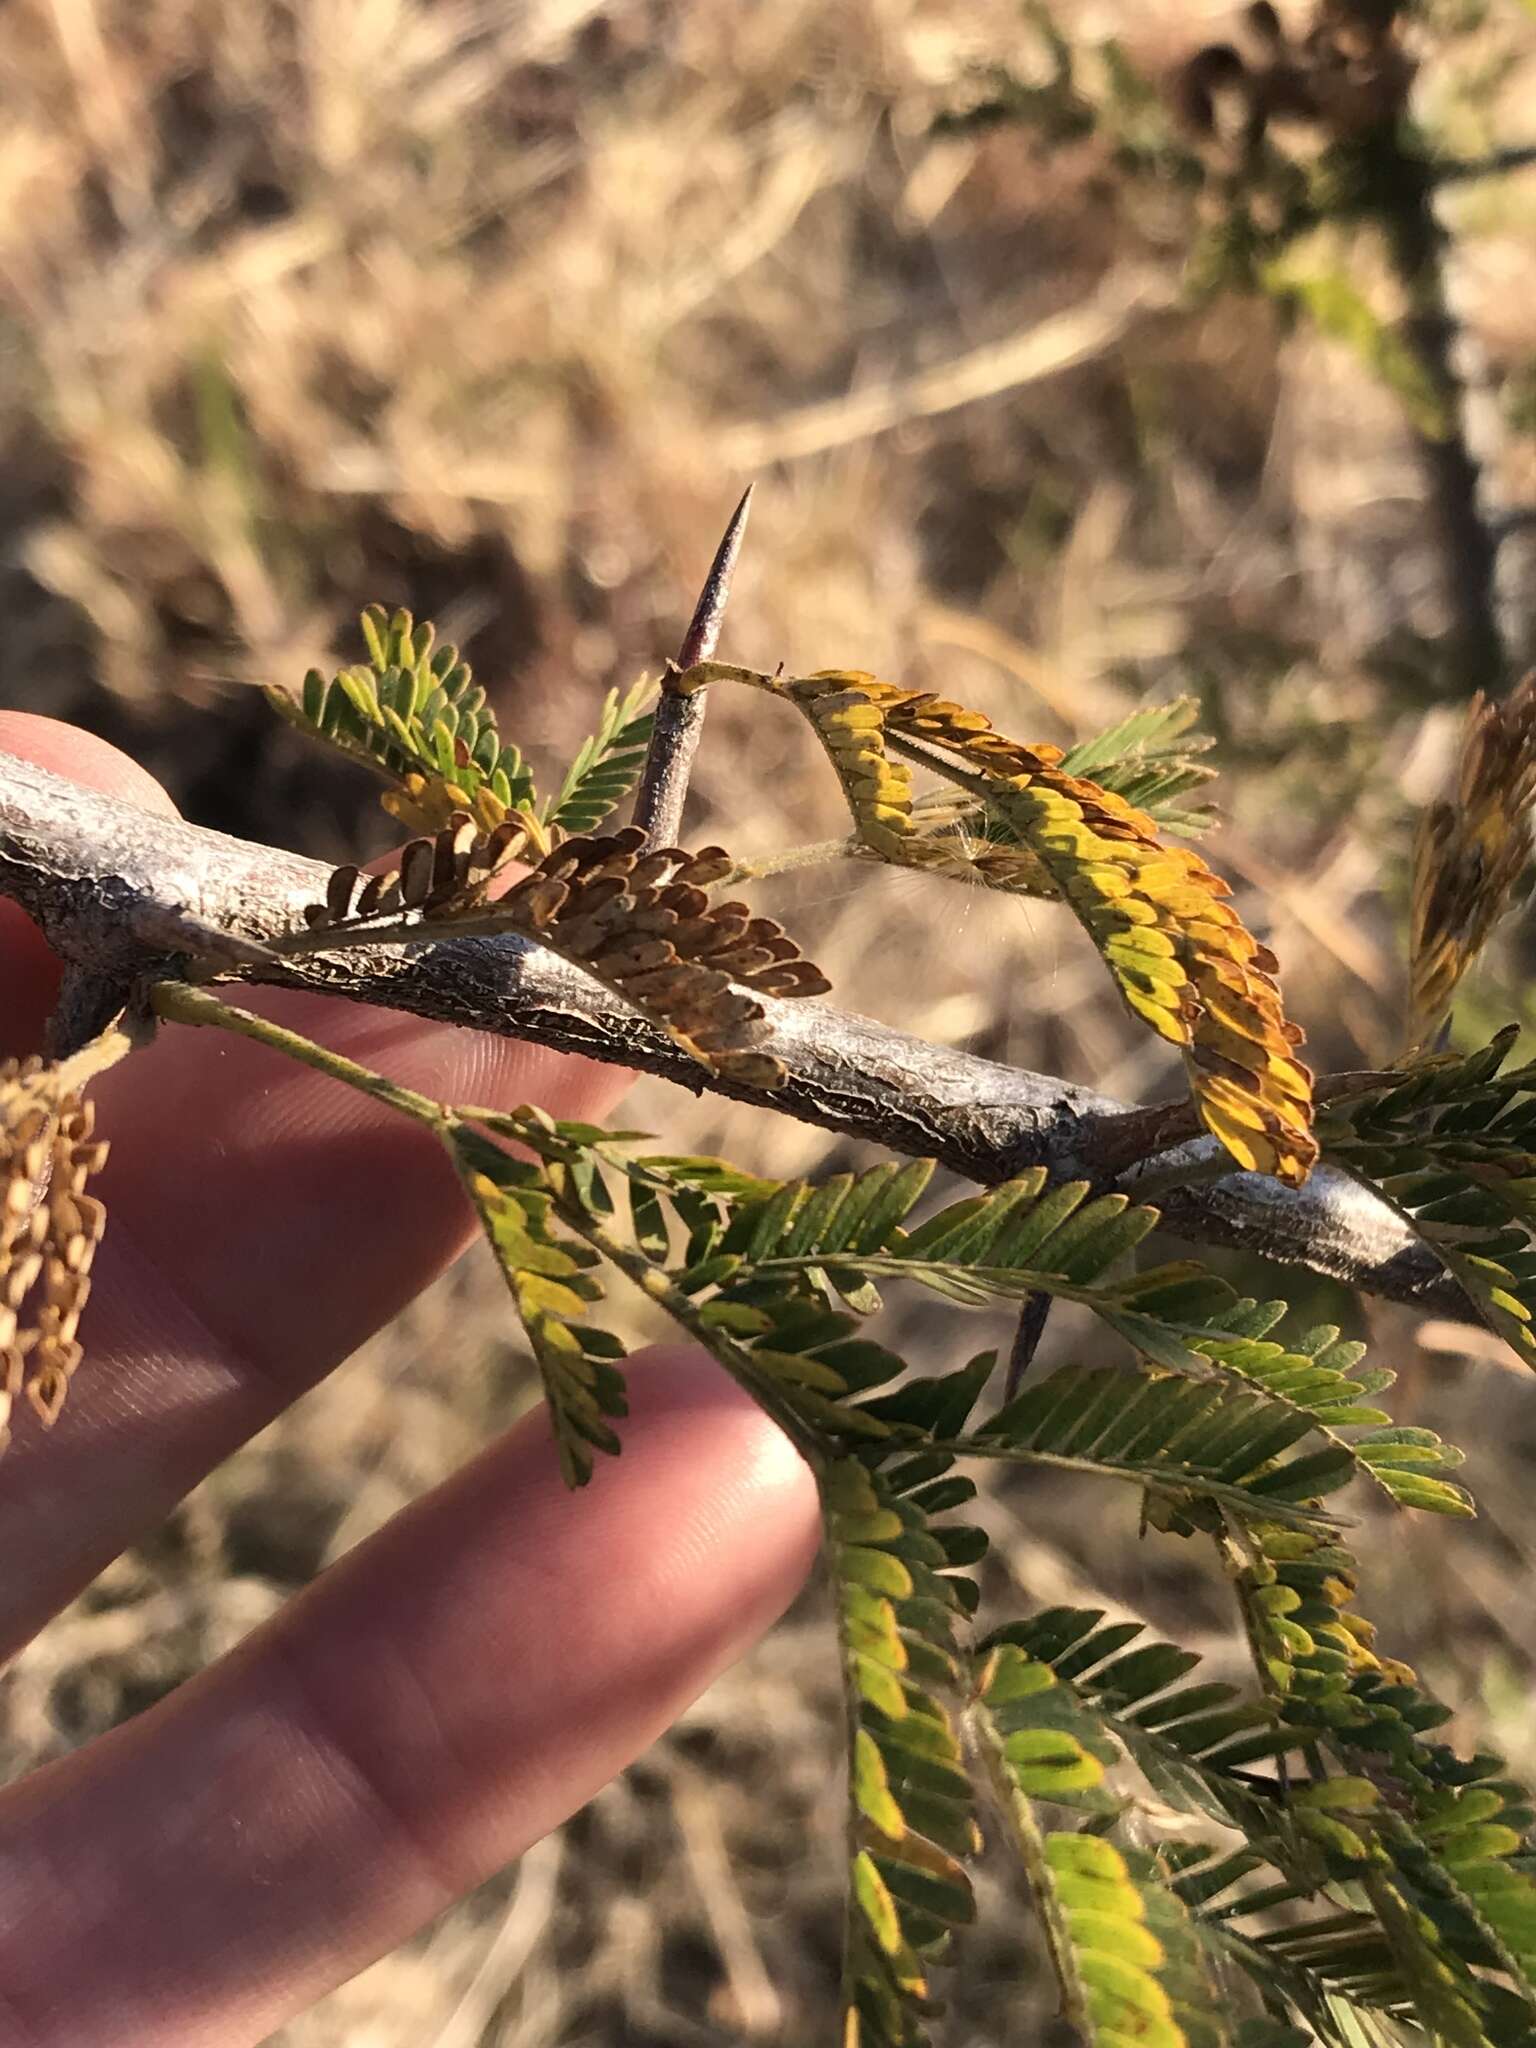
[1, 1060, 109, 1446]
[290, 817, 831, 1089]
[1409, 672, 1536, 1052]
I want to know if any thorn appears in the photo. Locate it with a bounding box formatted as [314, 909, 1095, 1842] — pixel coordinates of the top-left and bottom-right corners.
[1003, 1292, 1052, 1400]
[674, 483, 754, 673]
[634, 487, 755, 844]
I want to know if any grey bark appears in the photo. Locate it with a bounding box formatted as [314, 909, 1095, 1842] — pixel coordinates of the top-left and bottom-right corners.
[0, 749, 1463, 1314]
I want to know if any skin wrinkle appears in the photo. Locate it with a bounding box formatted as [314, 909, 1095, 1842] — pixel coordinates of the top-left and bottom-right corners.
[0, 1690, 436, 2048]
[269, 1627, 480, 1917]
[0, 1796, 75, 2048]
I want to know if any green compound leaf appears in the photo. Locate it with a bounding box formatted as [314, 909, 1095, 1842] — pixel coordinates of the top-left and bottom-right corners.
[982, 1607, 1312, 1838]
[542, 674, 657, 835]
[969, 1363, 1354, 1530]
[975, 1653, 1223, 2048]
[1057, 695, 1219, 835]
[431, 1128, 1536, 2048]
[597, 1156, 1451, 1523]
[451, 1132, 626, 1487]
[269, 605, 541, 838]
[660, 1156, 1221, 1326]
[1125, 1299, 1473, 1516]
[1324, 1028, 1536, 1372]
[827, 1458, 984, 2048]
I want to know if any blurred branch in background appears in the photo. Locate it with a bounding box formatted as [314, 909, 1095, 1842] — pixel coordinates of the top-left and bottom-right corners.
[715, 267, 1179, 468]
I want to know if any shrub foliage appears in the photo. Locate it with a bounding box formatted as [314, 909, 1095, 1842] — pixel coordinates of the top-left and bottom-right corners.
[12, 579, 1536, 2048]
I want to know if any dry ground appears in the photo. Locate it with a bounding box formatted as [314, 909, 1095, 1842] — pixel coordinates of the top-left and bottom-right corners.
[4, 1, 1536, 2041]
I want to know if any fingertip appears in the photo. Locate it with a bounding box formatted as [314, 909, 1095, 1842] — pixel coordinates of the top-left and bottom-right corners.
[0, 901, 65, 1057]
[0, 715, 179, 1056]
[0, 713, 179, 818]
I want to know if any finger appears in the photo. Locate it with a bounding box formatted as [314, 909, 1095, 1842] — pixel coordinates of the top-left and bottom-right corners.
[0, 713, 178, 1057]
[0, 1350, 822, 2048]
[0, 723, 638, 1648]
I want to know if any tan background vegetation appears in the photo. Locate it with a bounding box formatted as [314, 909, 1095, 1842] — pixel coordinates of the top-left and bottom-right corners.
[4, 1, 1536, 2039]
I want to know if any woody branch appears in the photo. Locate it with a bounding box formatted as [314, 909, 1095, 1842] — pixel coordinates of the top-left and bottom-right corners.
[0, 747, 1463, 1316]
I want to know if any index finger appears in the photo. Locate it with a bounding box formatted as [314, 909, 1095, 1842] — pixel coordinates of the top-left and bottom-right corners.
[0, 718, 637, 1652]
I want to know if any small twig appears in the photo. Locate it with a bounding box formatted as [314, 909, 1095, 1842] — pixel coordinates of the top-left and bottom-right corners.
[0, 749, 1477, 1314]
[1362, 125, 1507, 693]
[150, 981, 454, 1135]
[1428, 144, 1536, 189]
[631, 485, 754, 845]
[714, 268, 1177, 468]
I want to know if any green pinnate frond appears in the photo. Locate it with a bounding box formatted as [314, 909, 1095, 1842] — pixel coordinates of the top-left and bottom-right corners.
[542, 675, 657, 835]
[1231, 1520, 1382, 1708]
[1360, 1865, 1493, 2048]
[971, 1642, 1120, 1807]
[982, 1608, 1309, 1838]
[974, 1661, 1216, 2048]
[582, 1153, 1440, 1531]
[971, 1363, 1353, 1529]
[1176, 1783, 1536, 2047]
[1136, 1302, 1472, 1516]
[971, 1607, 1515, 2021]
[892, 1171, 1167, 1292]
[635, 1157, 1459, 1523]
[1212, 1884, 1472, 2048]
[745, 1158, 940, 1260]
[709, 1288, 911, 1442]
[1323, 1025, 1536, 1163]
[268, 605, 542, 838]
[1324, 1028, 1536, 1370]
[826, 1459, 982, 2048]
[483, 1116, 914, 1453]
[450, 1133, 626, 1488]
[1057, 694, 1218, 834]
[1381, 1803, 1536, 2029]
[651, 1156, 1229, 1328]
[417, 1131, 1535, 2048]
[1129, 1860, 1232, 2048]
[1296, 1667, 1536, 2020]
[1034, 1833, 1197, 2048]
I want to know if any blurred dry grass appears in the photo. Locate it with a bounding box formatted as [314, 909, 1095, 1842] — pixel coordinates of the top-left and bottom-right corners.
[6, 0, 1536, 2041]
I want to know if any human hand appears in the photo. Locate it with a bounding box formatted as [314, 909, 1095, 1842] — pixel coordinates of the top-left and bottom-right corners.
[0, 715, 821, 2048]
